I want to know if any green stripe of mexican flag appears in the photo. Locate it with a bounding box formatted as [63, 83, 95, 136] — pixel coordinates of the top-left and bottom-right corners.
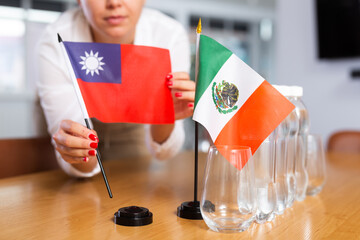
[194, 36, 233, 107]
[193, 35, 295, 169]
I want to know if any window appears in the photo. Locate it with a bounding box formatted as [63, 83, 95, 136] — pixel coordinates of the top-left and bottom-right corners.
[0, 7, 25, 90]
[0, 5, 61, 91]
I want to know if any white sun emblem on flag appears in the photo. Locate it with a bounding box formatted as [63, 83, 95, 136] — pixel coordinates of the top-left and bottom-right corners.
[79, 50, 105, 76]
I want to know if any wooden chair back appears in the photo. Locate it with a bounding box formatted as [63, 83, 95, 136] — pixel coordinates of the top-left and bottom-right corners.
[327, 131, 360, 153]
[0, 137, 58, 179]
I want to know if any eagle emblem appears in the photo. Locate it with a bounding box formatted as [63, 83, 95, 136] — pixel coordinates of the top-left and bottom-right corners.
[212, 80, 239, 114]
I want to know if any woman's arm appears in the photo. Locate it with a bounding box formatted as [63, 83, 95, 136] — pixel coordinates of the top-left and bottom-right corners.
[145, 13, 194, 159]
[151, 71, 195, 144]
[36, 26, 100, 177]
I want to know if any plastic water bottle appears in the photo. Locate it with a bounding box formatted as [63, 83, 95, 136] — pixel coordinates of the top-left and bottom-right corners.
[273, 85, 297, 210]
[274, 113, 290, 215]
[253, 136, 277, 223]
[290, 86, 309, 202]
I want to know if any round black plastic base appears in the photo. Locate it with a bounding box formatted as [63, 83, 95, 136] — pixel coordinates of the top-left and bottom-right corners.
[177, 201, 203, 220]
[114, 206, 153, 226]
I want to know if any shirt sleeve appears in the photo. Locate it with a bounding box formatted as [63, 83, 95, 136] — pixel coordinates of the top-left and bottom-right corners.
[167, 21, 191, 73]
[144, 120, 185, 160]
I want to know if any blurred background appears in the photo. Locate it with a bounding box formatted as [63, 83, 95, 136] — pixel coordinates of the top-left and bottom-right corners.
[0, 0, 359, 151]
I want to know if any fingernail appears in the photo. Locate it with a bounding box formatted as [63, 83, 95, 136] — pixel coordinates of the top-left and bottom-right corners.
[83, 157, 88, 162]
[175, 92, 182, 98]
[90, 142, 98, 149]
[188, 103, 194, 108]
[89, 134, 97, 141]
[166, 74, 173, 80]
[88, 150, 96, 156]
[166, 81, 173, 86]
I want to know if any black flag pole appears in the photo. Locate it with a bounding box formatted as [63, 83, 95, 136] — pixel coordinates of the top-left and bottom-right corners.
[194, 121, 199, 203]
[84, 119, 113, 199]
[176, 121, 202, 220]
[58, 33, 113, 198]
[176, 19, 203, 220]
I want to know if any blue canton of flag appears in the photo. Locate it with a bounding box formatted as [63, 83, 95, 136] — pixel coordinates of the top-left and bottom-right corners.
[63, 42, 122, 84]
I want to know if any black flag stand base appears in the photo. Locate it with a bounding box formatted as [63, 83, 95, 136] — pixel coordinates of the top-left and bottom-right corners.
[177, 201, 202, 220]
[114, 206, 153, 226]
[177, 122, 203, 220]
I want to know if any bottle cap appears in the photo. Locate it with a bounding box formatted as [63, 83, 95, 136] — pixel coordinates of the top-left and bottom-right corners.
[114, 206, 153, 226]
[290, 86, 303, 97]
[273, 85, 291, 97]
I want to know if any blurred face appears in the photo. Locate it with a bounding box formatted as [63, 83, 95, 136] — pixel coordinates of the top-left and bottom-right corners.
[78, 0, 145, 44]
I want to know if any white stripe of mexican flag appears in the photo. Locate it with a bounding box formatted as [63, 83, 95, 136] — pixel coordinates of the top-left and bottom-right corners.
[193, 53, 264, 141]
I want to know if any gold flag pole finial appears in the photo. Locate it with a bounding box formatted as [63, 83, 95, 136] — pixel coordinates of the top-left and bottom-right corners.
[196, 18, 202, 34]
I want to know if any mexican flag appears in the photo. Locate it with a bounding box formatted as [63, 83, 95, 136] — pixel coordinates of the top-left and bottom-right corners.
[193, 35, 294, 169]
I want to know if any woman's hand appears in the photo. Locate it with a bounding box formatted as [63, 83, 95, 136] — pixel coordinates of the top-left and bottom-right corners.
[150, 72, 194, 145]
[166, 72, 195, 120]
[52, 120, 99, 167]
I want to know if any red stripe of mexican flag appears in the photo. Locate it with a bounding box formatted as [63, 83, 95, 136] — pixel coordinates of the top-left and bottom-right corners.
[193, 35, 294, 170]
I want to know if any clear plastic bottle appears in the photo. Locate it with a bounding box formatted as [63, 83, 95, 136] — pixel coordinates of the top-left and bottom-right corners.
[272, 120, 289, 215]
[285, 105, 299, 207]
[290, 86, 309, 202]
[253, 136, 277, 223]
[273, 85, 296, 210]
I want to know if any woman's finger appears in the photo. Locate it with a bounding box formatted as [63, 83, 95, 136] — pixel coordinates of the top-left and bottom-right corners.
[55, 144, 97, 158]
[60, 119, 98, 141]
[173, 90, 195, 102]
[53, 128, 98, 149]
[169, 79, 195, 91]
[61, 153, 96, 164]
[174, 102, 194, 120]
[167, 72, 190, 81]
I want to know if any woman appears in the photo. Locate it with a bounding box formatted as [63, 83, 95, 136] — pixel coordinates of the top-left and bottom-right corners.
[36, 0, 195, 177]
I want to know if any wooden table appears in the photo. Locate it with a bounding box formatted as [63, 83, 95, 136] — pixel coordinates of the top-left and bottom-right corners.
[0, 151, 359, 239]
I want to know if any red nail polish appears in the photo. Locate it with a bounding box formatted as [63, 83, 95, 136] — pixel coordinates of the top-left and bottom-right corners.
[90, 142, 98, 149]
[166, 74, 173, 80]
[89, 150, 96, 156]
[89, 134, 97, 141]
[167, 81, 173, 86]
[175, 92, 182, 97]
[83, 157, 88, 162]
[188, 103, 194, 108]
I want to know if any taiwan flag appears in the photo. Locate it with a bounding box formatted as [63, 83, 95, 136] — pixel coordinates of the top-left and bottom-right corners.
[193, 35, 295, 170]
[62, 41, 174, 124]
